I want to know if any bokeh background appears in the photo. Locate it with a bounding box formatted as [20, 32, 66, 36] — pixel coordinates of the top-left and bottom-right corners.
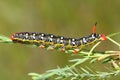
[0, 0, 120, 80]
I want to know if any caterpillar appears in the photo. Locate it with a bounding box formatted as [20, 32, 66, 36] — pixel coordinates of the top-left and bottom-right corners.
[10, 24, 106, 53]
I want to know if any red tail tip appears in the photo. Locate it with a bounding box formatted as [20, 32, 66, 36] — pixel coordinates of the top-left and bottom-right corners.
[101, 34, 107, 41]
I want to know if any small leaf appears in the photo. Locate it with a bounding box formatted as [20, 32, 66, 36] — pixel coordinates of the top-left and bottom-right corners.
[101, 57, 111, 63]
[70, 58, 89, 68]
[81, 68, 90, 74]
[90, 58, 98, 63]
[111, 60, 120, 70]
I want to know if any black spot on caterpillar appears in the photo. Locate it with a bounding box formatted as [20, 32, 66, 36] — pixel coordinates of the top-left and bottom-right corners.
[11, 24, 106, 53]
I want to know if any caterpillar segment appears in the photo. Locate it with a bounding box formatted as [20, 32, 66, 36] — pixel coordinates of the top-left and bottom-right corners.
[10, 24, 106, 53]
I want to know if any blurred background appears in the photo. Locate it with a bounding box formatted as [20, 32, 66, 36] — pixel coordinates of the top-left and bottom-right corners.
[0, 0, 120, 80]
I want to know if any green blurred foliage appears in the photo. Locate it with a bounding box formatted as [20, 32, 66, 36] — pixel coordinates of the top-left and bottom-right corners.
[0, 0, 120, 80]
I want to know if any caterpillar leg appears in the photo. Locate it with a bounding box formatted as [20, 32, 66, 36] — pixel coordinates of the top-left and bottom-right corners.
[39, 45, 46, 48]
[73, 49, 80, 53]
[47, 46, 55, 50]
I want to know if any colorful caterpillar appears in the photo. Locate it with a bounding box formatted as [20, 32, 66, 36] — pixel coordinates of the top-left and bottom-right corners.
[10, 24, 106, 53]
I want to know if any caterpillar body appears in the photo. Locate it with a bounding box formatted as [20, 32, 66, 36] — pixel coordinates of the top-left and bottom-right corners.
[11, 24, 106, 53]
